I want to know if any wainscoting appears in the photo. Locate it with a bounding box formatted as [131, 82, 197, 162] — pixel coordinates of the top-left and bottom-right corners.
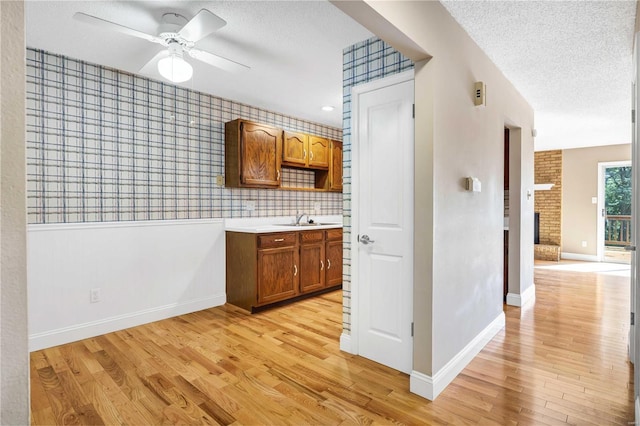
[28, 219, 225, 351]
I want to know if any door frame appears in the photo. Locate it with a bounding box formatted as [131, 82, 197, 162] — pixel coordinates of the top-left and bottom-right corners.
[596, 160, 632, 262]
[348, 69, 414, 356]
[632, 81, 638, 371]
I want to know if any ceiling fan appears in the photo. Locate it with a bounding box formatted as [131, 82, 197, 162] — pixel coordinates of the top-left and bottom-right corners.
[74, 9, 250, 83]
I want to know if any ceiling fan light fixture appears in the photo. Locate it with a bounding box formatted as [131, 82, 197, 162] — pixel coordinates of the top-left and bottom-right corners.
[158, 45, 193, 83]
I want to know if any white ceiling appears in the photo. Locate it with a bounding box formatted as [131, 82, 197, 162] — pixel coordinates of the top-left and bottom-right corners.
[25, 1, 637, 151]
[441, 0, 637, 151]
[25, 1, 372, 129]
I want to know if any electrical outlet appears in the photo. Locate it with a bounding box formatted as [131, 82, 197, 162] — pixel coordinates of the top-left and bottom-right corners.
[591, 197, 598, 204]
[581, 241, 587, 247]
[314, 202, 321, 213]
[216, 175, 224, 186]
[90, 288, 101, 303]
[244, 200, 256, 211]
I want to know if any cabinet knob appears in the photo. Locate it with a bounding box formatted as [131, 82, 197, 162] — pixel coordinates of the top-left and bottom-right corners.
[293, 264, 298, 276]
[303, 149, 306, 159]
[276, 170, 280, 180]
[327, 259, 331, 270]
[320, 260, 324, 270]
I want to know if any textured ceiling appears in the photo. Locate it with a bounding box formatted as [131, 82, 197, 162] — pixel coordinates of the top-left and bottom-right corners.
[441, 0, 637, 151]
[25, 1, 637, 151]
[25, 1, 372, 129]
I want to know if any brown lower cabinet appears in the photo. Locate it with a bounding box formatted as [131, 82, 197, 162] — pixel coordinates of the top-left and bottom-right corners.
[226, 228, 343, 312]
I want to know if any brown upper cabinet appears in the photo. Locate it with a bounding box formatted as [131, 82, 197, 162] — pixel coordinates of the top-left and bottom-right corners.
[282, 132, 329, 170]
[330, 140, 343, 191]
[225, 119, 282, 188]
[225, 118, 341, 191]
[315, 139, 343, 192]
[307, 136, 330, 169]
[282, 131, 308, 167]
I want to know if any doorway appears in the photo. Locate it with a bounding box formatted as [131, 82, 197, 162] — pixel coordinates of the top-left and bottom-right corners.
[598, 161, 632, 264]
[349, 70, 414, 374]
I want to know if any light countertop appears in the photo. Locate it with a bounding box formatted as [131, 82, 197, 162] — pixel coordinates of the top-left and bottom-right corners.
[225, 215, 343, 233]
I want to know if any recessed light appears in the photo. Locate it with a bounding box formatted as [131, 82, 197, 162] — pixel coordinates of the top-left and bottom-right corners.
[321, 106, 335, 112]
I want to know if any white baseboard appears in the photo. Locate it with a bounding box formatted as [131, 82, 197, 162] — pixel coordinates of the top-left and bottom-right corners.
[561, 252, 599, 262]
[340, 332, 354, 353]
[29, 294, 225, 351]
[506, 284, 536, 307]
[410, 312, 505, 400]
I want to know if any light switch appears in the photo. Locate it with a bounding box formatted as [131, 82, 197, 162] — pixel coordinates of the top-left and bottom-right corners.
[591, 197, 598, 204]
[466, 177, 481, 192]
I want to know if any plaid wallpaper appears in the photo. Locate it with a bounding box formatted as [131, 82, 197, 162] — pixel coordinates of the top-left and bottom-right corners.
[26, 48, 342, 224]
[341, 38, 414, 334]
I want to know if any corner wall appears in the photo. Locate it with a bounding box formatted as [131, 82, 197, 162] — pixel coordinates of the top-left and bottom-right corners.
[562, 143, 631, 256]
[0, 1, 29, 423]
[335, 0, 535, 399]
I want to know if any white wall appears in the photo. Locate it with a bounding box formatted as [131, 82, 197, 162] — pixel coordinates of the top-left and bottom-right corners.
[334, 0, 535, 399]
[0, 1, 29, 423]
[562, 144, 631, 257]
[28, 219, 226, 350]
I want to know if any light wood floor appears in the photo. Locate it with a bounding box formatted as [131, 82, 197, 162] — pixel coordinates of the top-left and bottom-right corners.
[31, 263, 634, 425]
[605, 246, 631, 264]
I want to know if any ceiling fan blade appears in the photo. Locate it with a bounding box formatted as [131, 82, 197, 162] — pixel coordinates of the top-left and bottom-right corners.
[138, 50, 170, 76]
[74, 12, 163, 44]
[178, 9, 226, 43]
[189, 48, 250, 73]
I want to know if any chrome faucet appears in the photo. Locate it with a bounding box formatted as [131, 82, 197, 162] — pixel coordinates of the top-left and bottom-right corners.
[295, 211, 309, 225]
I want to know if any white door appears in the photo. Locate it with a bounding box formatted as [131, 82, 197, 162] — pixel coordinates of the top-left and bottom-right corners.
[352, 71, 414, 374]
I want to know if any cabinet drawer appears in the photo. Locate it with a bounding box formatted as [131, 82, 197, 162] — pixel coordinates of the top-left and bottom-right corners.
[325, 229, 343, 241]
[258, 233, 297, 249]
[300, 230, 323, 244]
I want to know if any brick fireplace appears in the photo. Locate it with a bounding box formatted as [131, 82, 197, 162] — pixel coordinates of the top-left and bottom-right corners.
[534, 150, 562, 261]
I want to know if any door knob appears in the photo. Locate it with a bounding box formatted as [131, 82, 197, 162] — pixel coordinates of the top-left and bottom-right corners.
[359, 234, 375, 245]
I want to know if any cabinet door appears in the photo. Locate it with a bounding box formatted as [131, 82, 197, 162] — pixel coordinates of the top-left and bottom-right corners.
[308, 136, 330, 169]
[282, 131, 308, 167]
[257, 246, 299, 305]
[240, 122, 281, 187]
[300, 241, 325, 294]
[325, 240, 343, 287]
[330, 140, 343, 191]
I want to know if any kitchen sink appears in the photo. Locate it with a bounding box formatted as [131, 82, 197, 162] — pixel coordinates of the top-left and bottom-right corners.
[273, 223, 321, 227]
[272, 222, 341, 227]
